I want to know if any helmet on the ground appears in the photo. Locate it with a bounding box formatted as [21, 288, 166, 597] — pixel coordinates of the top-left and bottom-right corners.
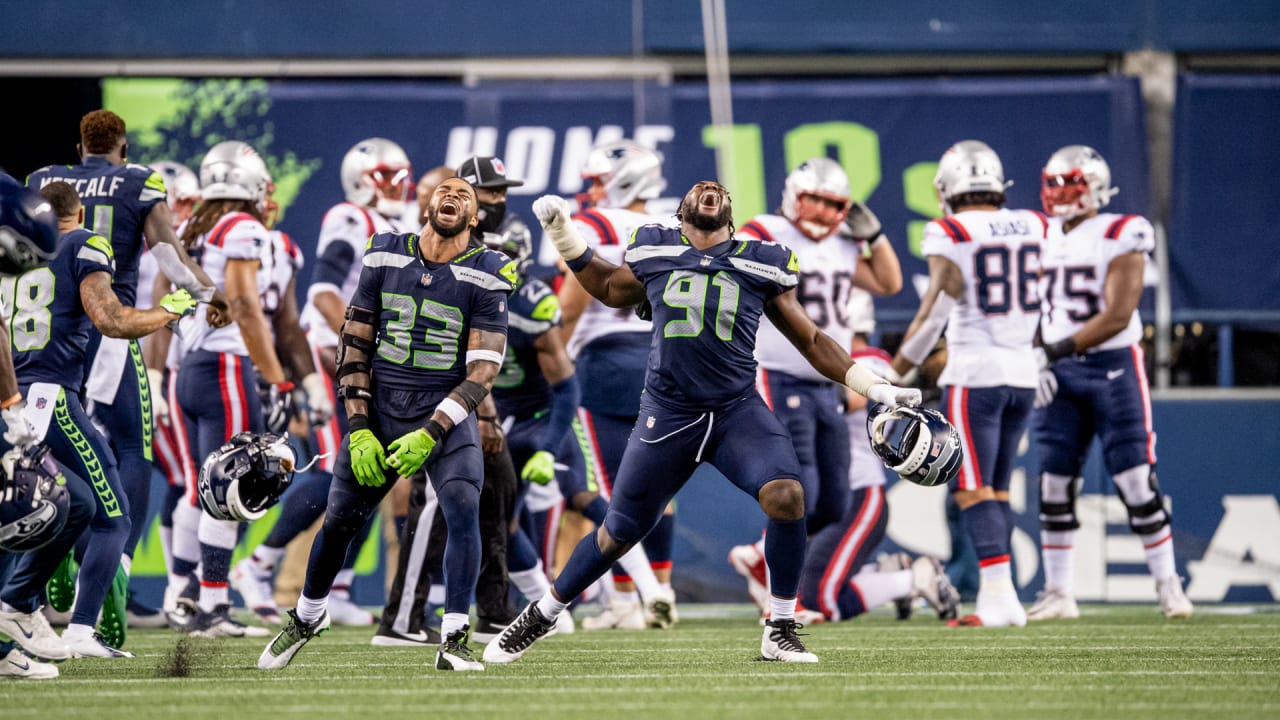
[199, 141, 270, 205]
[341, 138, 412, 216]
[866, 404, 963, 487]
[1041, 144, 1118, 219]
[933, 140, 1011, 214]
[0, 446, 70, 552]
[197, 433, 297, 522]
[580, 140, 666, 208]
[781, 157, 851, 239]
[0, 172, 58, 275]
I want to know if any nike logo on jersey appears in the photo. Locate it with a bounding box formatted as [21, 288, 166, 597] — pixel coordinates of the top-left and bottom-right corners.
[1107, 369, 1125, 380]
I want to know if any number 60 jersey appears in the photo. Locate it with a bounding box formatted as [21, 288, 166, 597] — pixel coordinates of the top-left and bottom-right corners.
[923, 208, 1048, 389]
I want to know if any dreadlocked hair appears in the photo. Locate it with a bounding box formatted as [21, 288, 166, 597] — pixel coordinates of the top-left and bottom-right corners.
[80, 110, 126, 155]
[181, 199, 266, 249]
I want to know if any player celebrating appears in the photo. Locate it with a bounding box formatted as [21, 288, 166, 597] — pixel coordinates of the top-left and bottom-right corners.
[890, 140, 1045, 628]
[1029, 145, 1192, 620]
[259, 176, 516, 673]
[485, 181, 921, 666]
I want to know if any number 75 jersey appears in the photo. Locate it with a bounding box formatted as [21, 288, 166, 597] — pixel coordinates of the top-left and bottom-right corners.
[922, 208, 1047, 389]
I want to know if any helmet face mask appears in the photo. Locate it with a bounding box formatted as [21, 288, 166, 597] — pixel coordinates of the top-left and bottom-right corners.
[579, 141, 666, 209]
[781, 158, 850, 240]
[866, 405, 963, 487]
[342, 139, 412, 217]
[1040, 144, 1117, 219]
[197, 433, 296, 522]
[0, 447, 70, 552]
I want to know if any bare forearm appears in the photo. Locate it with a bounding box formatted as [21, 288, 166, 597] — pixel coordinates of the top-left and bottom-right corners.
[856, 239, 903, 295]
[232, 298, 286, 383]
[314, 292, 347, 335]
[427, 361, 499, 435]
[0, 321, 19, 401]
[573, 256, 644, 308]
[1068, 311, 1131, 354]
[93, 306, 176, 339]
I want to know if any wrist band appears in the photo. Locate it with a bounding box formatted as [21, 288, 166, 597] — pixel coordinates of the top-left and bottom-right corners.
[566, 246, 596, 273]
[423, 419, 446, 441]
[348, 414, 370, 432]
[476, 415, 498, 424]
[1044, 337, 1077, 363]
[436, 397, 469, 425]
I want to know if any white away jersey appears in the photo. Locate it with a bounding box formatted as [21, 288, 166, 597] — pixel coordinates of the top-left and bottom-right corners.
[185, 212, 273, 356]
[263, 229, 304, 323]
[740, 214, 862, 382]
[923, 209, 1047, 388]
[846, 347, 895, 491]
[300, 202, 403, 347]
[564, 206, 674, 357]
[1039, 213, 1154, 353]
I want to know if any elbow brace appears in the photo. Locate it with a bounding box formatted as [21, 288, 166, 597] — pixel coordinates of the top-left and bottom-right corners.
[151, 244, 214, 302]
[537, 376, 581, 453]
[336, 306, 376, 374]
[899, 293, 956, 367]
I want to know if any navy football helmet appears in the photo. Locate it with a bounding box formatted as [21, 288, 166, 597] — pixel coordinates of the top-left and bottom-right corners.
[866, 404, 963, 487]
[481, 217, 533, 276]
[0, 446, 70, 552]
[197, 433, 297, 522]
[0, 172, 58, 275]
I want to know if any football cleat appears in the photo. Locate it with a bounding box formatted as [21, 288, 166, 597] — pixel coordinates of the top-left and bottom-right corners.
[98, 565, 129, 650]
[581, 599, 645, 631]
[0, 608, 70, 662]
[435, 625, 484, 671]
[471, 614, 516, 644]
[45, 554, 78, 614]
[644, 589, 678, 630]
[728, 543, 770, 613]
[956, 583, 1026, 628]
[550, 609, 575, 636]
[912, 556, 961, 621]
[482, 603, 555, 664]
[1157, 577, 1194, 619]
[0, 648, 59, 679]
[878, 552, 915, 620]
[370, 627, 441, 647]
[1027, 588, 1080, 621]
[258, 609, 330, 670]
[64, 631, 134, 659]
[760, 619, 818, 663]
[230, 557, 282, 624]
[125, 591, 169, 628]
[327, 592, 376, 626]
[192, 604, 271, 639]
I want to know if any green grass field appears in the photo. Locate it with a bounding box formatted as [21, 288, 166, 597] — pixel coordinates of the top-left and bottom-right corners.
[4, 604, 1278, 720]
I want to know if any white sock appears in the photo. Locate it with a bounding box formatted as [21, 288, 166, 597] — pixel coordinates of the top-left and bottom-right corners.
[614, 590, 639, 605]
[511, 565, 552, 603]
[159, 526, 173, 572]
[119, 555, 132, 577]
[851, 569, 913, 609]
[659, 582, 673, 594]
[536, 593, 567, 619]
[769, 595, 796, 621]
[616, 545, 663, 600]
[252, 545, 286, 572]
[199, 584, 228, 612]
[296, 594, 329, 624]
[441, 612, 469, 638]
[980, 560, 1012, 585]
[63, 623, 95, 641]
[167, 573, 192, 597]
[333, 569, 355, 595]
[1141, 526, 1178, 581]
[1041, 529, 1076, 594]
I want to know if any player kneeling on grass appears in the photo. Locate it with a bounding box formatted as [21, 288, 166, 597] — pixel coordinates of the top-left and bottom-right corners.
[483, 182, 921, 666]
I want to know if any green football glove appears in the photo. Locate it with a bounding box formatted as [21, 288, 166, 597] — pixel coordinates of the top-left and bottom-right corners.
[387, 428, 436, 478]
[159, 288, 198, 318]
[521, 450, 556, 486]
[348, 429, 389, 487]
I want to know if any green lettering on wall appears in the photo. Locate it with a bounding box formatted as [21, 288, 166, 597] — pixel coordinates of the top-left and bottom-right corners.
[902, 161, 942, 258]
[783, 122, 881, 201]
[702, 124, 765, 219]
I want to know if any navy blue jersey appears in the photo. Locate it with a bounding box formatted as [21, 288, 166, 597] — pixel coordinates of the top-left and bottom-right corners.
[625, 226, 798, 409]
[27, 158, 165, 307]
[351, 232, 516, 393]
[491, 278, 560, 420]
[5, 228, 115, 388]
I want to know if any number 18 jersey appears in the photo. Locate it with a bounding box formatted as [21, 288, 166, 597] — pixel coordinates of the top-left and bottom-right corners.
[922, 208, 1046, 389]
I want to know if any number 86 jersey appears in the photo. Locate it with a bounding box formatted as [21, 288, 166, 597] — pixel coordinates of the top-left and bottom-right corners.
[922, 208, 1047, 389]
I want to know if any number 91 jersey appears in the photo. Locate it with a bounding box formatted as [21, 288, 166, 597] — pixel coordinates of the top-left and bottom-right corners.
[351, 232, 516, 394]
[625, 225, 798, 409]
[922, 208, 1047, 389]
[740, 214, 861, 382]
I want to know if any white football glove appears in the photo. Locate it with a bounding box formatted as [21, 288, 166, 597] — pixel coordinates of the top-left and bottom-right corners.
[147, 368, 170, 428]
[532, 194, 587, 262]
[2, 402, 38, 450]
[301, 372, 334, 427]
[866, 383, 922, 409]
[1033, 347, 1058, 409]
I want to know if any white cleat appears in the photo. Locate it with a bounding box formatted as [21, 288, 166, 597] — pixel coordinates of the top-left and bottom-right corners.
[1027, 588, 1080, 620]
[581, 599, 646, 630]
[482, 603, 555, 665]
[0, 608, 70, 662]
[550, 610, 575, 636]
[912, 556, 961, 621]
[326, 593, 376, 626]
[644, 589, 678, 630]
[728, 543, 770, 614]
[0, 649, 59, 679]
[969, 583, 1027, 628]
[760, 618, 818, 663]
[230, 558, 282, 624]
[1157, 577, 1194, 619]
[64, 631, 135, 659]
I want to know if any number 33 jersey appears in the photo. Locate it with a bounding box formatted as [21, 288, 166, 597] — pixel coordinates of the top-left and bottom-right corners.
[740, 214, 862, 382]
[1039, 213, 1154, 353]
[626, 225, 799, 410]
[351, 233, 516, 393]
[922, 208, 1047, 389]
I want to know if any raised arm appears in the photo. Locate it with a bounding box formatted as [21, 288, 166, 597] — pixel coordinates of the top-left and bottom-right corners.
[532, 195, 646, 308]
[843, 202, 903, 296]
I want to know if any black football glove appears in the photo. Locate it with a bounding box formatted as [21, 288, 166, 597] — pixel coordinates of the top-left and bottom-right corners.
[259, 380, 296, 434]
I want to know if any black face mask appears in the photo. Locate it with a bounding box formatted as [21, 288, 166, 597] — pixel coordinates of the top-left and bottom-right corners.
[476, 200, 506, 234]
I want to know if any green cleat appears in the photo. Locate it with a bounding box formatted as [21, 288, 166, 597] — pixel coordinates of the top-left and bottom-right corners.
[98, 565, 129, 650]
[45, 553, 79, 613]
[258, 609, 330, 670]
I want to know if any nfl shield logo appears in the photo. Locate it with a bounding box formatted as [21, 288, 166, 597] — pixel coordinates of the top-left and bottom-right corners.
[35, 397, 47, 409]
[420, 273, 432, 286]
[646, 416, 656, 428]
[700, 256, 712, 267]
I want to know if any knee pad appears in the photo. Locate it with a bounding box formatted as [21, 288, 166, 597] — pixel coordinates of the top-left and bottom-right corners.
[1113, 465, 1170, 535]
[1038, 472, 1081, 532]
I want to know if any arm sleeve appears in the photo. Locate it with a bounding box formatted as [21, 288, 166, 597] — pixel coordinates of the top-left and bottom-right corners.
[312, 240, 355, 289]
[537, 375, 581, 453]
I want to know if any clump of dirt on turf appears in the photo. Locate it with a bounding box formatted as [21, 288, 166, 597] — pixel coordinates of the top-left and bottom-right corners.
[155, 636, 219, 678]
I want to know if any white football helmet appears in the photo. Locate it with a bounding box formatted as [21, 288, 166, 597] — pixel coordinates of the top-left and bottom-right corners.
[933, 140, 1012, 214]
[199, 141, 270, 206]
[150, 161, 200, 205]
[580, 140, 666, 209]
[341, 137, 412, 217]
[781, 157, 851, 239]
[1041, 144, 1118, 219]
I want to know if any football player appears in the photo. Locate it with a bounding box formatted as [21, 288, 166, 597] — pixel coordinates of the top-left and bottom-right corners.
[485, 181, 920, 666]
[890, 140, 1045, 628]
[1029, 145, 1192, 620]
[731, 157, 902, 617]
[25, 111, 225, 648]
[0, 181, 196, 658]
[556, 140, 675, 631]
[259, 176, 515, 672]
